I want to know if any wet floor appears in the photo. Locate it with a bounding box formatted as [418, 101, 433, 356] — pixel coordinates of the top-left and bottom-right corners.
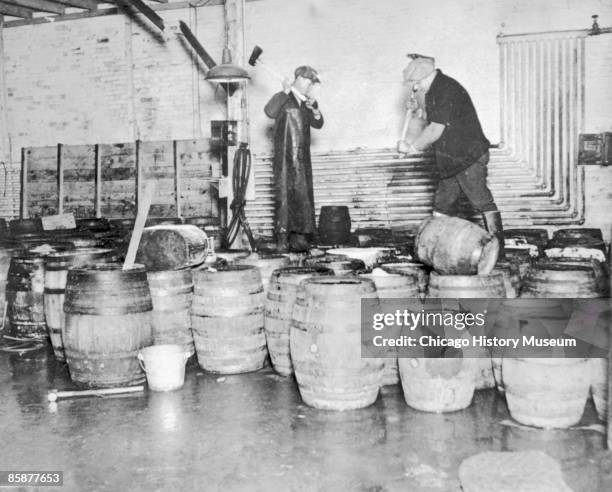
[1, 346, 611, 492]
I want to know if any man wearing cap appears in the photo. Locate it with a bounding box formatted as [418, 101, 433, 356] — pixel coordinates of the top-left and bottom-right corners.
[264, 65, 324, 253]
[398, 56, 505, 259]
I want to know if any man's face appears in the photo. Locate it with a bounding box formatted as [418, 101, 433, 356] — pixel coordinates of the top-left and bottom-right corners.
[294, 76, 315, 96]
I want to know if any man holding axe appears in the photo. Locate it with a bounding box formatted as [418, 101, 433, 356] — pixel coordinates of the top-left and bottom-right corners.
[262, 65, 324, 253]
[397, 55, 505, 259]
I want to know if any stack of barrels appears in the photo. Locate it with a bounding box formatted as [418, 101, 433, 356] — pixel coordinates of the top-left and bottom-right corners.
[401, 215, 505, 413]
[501, 227, 608, 428]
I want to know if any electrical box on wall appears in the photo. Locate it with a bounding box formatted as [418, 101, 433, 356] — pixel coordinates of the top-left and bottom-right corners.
[210, 120, 237, 147]
[578, 132, 612, 166]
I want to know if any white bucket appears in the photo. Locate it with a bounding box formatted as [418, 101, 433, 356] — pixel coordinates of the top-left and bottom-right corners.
[138, 344, 189, 392]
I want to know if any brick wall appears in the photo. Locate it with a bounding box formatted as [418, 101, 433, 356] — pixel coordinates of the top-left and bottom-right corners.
[0, 0, 611, 237]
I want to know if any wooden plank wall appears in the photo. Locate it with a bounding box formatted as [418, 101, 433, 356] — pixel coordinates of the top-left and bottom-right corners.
[23, 146, 58, 217]
[22, 139, 219, 220]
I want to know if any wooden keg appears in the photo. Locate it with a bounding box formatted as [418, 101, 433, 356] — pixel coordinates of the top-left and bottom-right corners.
[360, 272, 420, 386]
[238, 253, 292, 294]
[427, 271, 506, 298]
[63, 263, 153, 388]
[503, 357, 590, 428]
[264, 266, 333, 376]
[5, 254, 47, 340]
[191, 265, 267, 374]
[305, 255, 365, 275]
[415, 216, 499, 275]
[76, 217, 111, 233]
[545, 235, 607, 262]
[318, 206, 352, 245]
[398, 356, 478, 412]
[9, 218, 43, 237]
[505, 228, 549, 257]
[522, 261, 605, 298]
[427, 272, 506, 391]
[381, 261, 430, 297]
[136, 224, 208, 271]
[147, 269, 194, 356]
[290, 277, 384, 410]
[44, 248, 117, 361]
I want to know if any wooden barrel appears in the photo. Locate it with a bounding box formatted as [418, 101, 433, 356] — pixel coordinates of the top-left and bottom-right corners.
[76, 217, 111, 233]
[191, 265, 267, 374]
[9, 218, 43, 237]
[545, 234, 607, 262]
[63, 263, 153, 388]
[427, 271, 506, 298]
[552, 227, 603, 242]
[505, 228, 549, 257]
[589, 357, 608, 421]
[353, 228, 393, 247]
[44, 248, 117, 361]
[427, 272, 506, 390]
[522, 261, 605, 298]
[326, 247, 395, 269]
[136, 224, 208, 271]
[503, 357, 590, 428]
[147, 269, 194, 356]
[360, 272, 420, 386]
[264, 266, 333, 376]
[5, 255, 47, 340]
[415, 216, 499, 275]
[398, 356, 478, 412]
[290, 277, 384, 410]
[183, 217, 223, 249]
[238, 253, 292, 294]
[305, 255, 365, 275]
[318, 206, 352, 245]
[381, 261, 430, 297]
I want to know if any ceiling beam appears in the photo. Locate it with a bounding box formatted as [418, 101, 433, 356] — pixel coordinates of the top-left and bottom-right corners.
[2, 0, 65, 14]
[0, 1, 34, 17]
[52, 0, 98, 10]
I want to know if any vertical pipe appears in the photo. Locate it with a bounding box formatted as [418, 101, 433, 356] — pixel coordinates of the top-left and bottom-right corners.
[20, 146, 25, 218]
[57, 143, 63, 215]
[94, 144, 101, 218]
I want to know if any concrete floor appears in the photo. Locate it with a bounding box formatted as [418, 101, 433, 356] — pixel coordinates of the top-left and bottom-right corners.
[1, 346, 611, 492]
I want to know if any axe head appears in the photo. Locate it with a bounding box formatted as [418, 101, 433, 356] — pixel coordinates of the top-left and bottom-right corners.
[248, 45, 264, 66]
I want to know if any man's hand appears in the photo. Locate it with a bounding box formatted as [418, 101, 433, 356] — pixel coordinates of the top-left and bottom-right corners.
[305, 97, 318, 111]
[397, 140, 418, 155]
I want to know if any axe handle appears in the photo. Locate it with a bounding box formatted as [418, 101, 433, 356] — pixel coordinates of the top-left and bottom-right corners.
[398, 108, 414, 143]
[256, 61, 307, 102]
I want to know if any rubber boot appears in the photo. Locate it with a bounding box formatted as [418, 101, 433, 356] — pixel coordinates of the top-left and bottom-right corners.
[482, 210, 505, 261]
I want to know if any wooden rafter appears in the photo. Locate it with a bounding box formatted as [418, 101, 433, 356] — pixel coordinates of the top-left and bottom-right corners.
[2, 0, 65, 15]
[52, 0, 98, 10]
[0, 1, 34, 17]
[113, 0, 164, 31]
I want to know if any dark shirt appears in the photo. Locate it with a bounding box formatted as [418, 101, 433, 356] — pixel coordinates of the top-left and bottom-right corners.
[426, 70, 490, 178]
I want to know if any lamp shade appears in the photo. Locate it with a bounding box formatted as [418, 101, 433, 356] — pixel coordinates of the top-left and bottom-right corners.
[205, 47, 250, 83]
